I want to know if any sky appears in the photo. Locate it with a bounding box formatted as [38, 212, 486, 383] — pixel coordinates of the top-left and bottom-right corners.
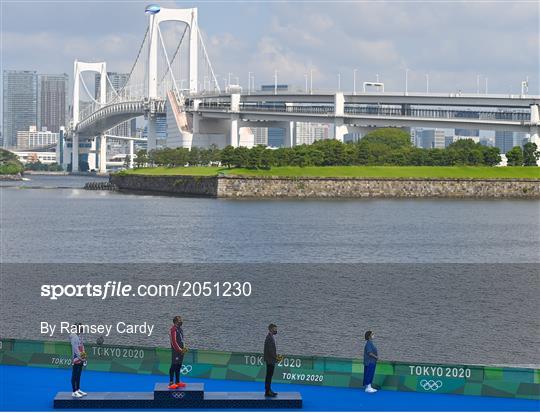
[1, 0, 539, 98]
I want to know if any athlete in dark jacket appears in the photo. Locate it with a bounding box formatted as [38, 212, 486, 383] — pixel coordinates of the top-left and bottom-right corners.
[168, 316, 187, 389]
[263, 323, 279, 397]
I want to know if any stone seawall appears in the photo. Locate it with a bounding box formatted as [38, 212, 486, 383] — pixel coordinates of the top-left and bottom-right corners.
[0, 173, 22, 181]
[111, 174, 540, 199]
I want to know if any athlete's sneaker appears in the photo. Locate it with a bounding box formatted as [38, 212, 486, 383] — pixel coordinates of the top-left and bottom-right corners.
[168, 383, 178, 389]
[72, 391, 83, 398]
[365, 385, 377, 393]
[78, 390, 87, 396]
[175, 382, 187, 388]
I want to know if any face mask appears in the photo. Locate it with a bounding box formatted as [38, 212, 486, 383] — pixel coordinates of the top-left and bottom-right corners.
[178, 322, 183, 326]
[273, 330, 278, 335]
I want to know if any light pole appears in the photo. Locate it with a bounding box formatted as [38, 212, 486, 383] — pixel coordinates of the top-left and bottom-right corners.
[337, 73, 341, 92]
[248, 72, 252, 95]
[310, 68, 313, 94]
[353, 69, 357, 95]
[521, 76, 529, 96]
[405, 68, 409, 95]
[485, 77, 488, 94]
[228, 72, 232, 87]
[304, 73, 308, 93]
[476, 74, 480, 94]
[425, 74, 429, 94]
[274, 70, 278, 95]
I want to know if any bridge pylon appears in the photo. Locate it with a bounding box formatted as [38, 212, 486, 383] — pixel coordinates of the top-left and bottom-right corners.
[147, 6, 198, 97]
[72, 60, 107, 172]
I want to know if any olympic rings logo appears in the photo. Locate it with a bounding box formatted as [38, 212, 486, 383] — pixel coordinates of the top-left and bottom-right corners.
[181, 364, 192, 375]
[172, 392, 185, 399]
[420, 379, 443, 391]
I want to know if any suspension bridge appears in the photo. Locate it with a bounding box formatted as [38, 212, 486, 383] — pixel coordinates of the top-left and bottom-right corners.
[66, 5, 540, 172]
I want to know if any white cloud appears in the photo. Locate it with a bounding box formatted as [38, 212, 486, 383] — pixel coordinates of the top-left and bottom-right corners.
[1, 1, 538, 94]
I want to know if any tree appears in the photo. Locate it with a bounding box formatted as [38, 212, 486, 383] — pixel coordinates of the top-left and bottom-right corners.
[483, 147, 502, 167]
[447, 139, 487, 165]
[523, 142, 539, 166]
[123, 155, 131, 169]
[312, 139, 347, 166]
[506, 146, 524, 166]
[259, 148, 274, 169]
[206, 144, 221, 165]
[220, 145, 236, 168]
[360, 128, 412, 150]
[233, 146, 250, 168]
[188, 147, 200, 166]
[48, 163, 63, 172]
[245, 145, 265, 169]
[134, 150, 148, 168]
[0, 149, 24, 175]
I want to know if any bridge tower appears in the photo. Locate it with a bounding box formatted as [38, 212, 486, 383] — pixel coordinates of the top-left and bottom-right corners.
[147, 6, 198, 150]
[530, 105, 540, 153]
[72, 61, 107, 172]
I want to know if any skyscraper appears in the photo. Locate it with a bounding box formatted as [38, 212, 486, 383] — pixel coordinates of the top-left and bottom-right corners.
[39, 74, 68, 133]
[2, 70, 37, 148]
[253, 128, 268, 146]
[495, 131, 517, 153]
[295, 123, 329, 145]
[268, 128, 284, 147]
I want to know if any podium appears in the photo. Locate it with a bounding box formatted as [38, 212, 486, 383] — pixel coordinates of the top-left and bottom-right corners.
[153, 383, 205, 400]
[53, 383, 302, 409]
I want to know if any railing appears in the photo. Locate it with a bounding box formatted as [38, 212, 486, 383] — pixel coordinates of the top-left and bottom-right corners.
[197, 101, 231, 110]
[344, 105, 531, 121]
[194, 101, 530, 122]
[77, 99, 166, 131]
[240, 103, 335, 115]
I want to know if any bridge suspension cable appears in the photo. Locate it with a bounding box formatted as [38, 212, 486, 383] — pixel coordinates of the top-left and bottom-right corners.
[197, 26, 221, 93]
[108, 24, 150, 104]
[159, 24, 188, 85]
[79, 75, 100, 105]
[156, 24, 181, 96]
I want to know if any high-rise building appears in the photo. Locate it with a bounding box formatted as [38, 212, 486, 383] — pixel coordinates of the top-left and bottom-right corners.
[295, 123, 329, 145]
[95, 72, 130, 99]
[16, 126, 58, 149]
[479, 137, 495, 147]
[3, 70, 37, 148]
[515, 132, 528, 147]
[95, 72, 133, 137]
[252, 128, 268, 146]
[413, 129, 447, 149]
[433, 129, 446, 149]
[495, 131, 517, 153]
[268, 128, 284, 147]
[142, 114, 167, 148]
[38, 74, 68, 133]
